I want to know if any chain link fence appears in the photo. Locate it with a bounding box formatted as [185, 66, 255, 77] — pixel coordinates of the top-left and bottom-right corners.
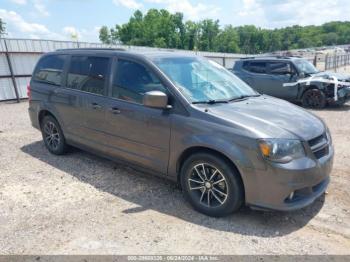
[324, 53, 350, 71]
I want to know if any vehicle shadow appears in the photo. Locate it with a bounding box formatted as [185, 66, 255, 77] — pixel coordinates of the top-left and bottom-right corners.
[321, 103, 350, 112]
[21, 141, 325, 238]
[293, 102, 350, 111]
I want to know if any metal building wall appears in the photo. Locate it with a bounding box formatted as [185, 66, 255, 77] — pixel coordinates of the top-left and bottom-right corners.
[0, 38, 247, 101]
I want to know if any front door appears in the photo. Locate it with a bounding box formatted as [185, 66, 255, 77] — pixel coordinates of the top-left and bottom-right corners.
[242, 61, 271, 94]
[104, 58, 171, 174]
[266, 61, 299, 100]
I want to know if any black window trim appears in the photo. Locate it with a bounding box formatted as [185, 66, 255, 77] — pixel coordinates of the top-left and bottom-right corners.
[32, 54, 68, 87]
[64, 54, 112, 97]
[108, 56, 172, 106]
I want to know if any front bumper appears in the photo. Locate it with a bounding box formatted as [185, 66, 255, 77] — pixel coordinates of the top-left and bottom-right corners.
[329, 86, 350, 105]
[244, 145, 334, 211]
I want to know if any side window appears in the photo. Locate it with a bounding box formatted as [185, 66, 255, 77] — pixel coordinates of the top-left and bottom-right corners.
[269, 62, 291, 74]
[247, 61, 267, 74]
[112, 59, 167, 104]
[67, 56, 109, 95]
[242, 61, 250, 71]
[33, 55, 66, 86]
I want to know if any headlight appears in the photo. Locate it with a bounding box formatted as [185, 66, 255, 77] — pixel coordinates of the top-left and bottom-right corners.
[338, 84, 350, 89]
[258, 139, 305, 163]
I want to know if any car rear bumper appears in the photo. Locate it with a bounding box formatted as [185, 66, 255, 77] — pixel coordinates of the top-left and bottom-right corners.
[28, 106, 40, 130]
[244, 145, 333, 211]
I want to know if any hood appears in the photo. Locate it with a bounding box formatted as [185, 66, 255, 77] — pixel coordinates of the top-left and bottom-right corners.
[205, 96, 325, 141]
[312, 71, 350, 82]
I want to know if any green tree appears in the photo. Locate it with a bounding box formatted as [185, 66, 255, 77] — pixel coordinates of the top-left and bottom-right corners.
[214, 25, 239, 53]
[197, 19, 220, 51]
[99, 10, 350, 54]
[99, 26, 112, 44]
[322, 32, 339, 46]
[184, 21, 199, 50]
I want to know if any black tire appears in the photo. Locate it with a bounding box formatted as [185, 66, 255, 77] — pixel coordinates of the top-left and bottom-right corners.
[180, 153, 244, 217]
[301, 89, 326, 109]
[40, 115, 67, 155]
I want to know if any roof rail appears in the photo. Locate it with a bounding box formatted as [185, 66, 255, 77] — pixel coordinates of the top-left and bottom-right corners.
[241, 55, 302, 60]
[56, 48, 126, 51]
[273, 55, 290, 59]
[240, 56, 255, 60]
[274, 55, 304, 59]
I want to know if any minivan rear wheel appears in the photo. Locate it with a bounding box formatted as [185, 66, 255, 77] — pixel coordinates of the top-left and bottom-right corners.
[180, 153, 243, 217]
[41, 115, 67, 155]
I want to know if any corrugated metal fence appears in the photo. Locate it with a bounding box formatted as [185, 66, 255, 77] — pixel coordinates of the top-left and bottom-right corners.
[0, 38, 248, 102]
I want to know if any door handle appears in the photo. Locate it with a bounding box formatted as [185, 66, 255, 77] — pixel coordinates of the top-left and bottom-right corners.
[109, 107, 121, 114]
[91, 102, 102, 109]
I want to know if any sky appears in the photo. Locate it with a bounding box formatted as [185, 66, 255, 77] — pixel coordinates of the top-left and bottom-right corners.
[0, 0, 350, 42]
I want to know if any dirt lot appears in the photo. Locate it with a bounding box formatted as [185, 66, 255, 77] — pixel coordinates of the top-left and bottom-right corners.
[0, 101, 349, 255]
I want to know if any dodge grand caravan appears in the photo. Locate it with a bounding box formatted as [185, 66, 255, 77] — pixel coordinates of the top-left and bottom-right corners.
[28, 49, 333, 217]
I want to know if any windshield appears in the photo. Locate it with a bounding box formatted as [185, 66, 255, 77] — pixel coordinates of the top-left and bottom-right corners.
[294, 59, 319, 74]
[152, 56, 258, 103]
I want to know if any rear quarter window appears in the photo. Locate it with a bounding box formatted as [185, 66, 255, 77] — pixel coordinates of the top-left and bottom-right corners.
[33, 55, 66, 86]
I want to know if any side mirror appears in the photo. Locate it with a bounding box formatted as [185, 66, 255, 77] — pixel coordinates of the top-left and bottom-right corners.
[299, 72, 305, 78]
[143, 91, 170, 109]
[283, 67, 292, 75]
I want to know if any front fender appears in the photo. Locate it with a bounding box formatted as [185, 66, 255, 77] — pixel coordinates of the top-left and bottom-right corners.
[180, 134, 255, 169]
[297, 81, 327, 100]
[168, 128, 264, 179]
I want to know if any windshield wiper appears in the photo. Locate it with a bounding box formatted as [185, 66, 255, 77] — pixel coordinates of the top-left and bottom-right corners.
[229, 94, 260, 101]
[193, 95, 260, 104]
[192, 99, 229, 105]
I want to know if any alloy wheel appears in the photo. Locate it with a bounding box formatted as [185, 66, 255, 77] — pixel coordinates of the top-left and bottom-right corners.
[188, 163, 228, 208]
[304, 90, 323, 107]
[43, 121, 60, 150]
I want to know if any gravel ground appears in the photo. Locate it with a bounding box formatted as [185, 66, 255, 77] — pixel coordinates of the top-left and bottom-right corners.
[0, 101, 349, 255]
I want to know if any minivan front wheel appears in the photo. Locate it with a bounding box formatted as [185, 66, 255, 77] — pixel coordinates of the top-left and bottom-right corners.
[301, 89, 326, 109]
[180, 153, 243, 217]
[41, 115, 67, 155]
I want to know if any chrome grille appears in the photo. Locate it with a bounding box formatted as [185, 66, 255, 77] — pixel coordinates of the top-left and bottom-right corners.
[308, 133, 329, 159]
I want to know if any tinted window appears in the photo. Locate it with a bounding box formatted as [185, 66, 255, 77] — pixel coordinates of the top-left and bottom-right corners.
[112, 59, 167, 104]
[269, 62, 291, 74]
[242, 61, 250, 70]
[245, 61, 267, 74]
[33, 55, 66, 86]
[67, 56, 109, 95]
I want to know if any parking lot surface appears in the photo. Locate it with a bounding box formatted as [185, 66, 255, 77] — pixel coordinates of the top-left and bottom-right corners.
[0, 101, 349, 254]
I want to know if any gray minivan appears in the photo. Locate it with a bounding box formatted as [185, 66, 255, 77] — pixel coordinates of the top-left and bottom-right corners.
[28, 49, 333, 217]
